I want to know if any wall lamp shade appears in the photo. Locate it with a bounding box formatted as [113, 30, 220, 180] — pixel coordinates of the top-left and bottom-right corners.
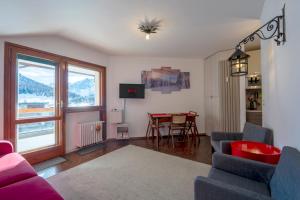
[228, 48, 250, 76]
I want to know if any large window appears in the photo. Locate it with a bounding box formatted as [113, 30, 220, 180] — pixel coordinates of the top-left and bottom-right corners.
[67, 64, 100, 107]
[4, 42, 106, 164]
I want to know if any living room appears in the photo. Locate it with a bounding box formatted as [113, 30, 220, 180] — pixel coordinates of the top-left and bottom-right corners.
[0, 0, 299, 200]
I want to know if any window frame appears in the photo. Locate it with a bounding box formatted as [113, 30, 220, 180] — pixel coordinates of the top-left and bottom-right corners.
[4, 42, 65, 163]
[64, 59, 106, 113]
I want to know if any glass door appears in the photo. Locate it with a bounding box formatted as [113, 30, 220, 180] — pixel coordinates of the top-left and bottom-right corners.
[5, 44, 65, 164]
[16, 54, 59, 152]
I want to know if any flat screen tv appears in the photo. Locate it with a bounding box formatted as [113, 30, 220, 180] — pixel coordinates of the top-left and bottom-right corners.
[119, 84, 145, 99]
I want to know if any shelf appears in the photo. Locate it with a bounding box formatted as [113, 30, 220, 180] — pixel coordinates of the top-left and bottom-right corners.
[246, 110, 262, 113]
[246, 86, 262, 90]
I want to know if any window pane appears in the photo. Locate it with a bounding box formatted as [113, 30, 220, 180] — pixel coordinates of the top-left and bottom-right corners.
[17, 54, 56, 119]
[68, 65, 100, 107]
[17, 121, 56, 152]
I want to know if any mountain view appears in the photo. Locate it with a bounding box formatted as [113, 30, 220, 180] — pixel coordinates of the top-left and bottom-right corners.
[18, 74, 95, 106]
[19, 74, 54, 97]
[68, 78, 96, 106]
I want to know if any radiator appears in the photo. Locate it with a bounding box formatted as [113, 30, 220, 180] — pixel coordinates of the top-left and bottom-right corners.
[75, 121, 103, 148]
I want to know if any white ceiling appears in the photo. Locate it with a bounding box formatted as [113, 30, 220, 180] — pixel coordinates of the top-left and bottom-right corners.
[0, 0, 265, 58]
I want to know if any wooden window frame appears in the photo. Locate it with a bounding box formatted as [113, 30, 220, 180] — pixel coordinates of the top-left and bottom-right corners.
[64, 59, 106, 113]
[4, 42, 107, 163]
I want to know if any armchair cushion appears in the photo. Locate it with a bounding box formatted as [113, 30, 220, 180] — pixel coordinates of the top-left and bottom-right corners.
[270, 146, 300, 200]
[195, 176, 271, 200]
[0, 140, 14, 155]
[209, 168, 270, 196]
[0, 153, 37, 187]
[212, 152, 275, 184]
[243, 123, 273, 145]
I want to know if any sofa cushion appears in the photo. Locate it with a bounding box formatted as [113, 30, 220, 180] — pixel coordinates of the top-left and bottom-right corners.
[209, 168, 270, 197]
[270, 146, 300, 200]
[0, 176, 63, 200]
[242, 122, 273, 144]
[0, 153, 37, 187]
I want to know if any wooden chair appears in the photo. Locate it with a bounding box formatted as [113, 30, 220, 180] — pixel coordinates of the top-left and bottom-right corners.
[186, 111, 199, 138]
[146, 113, 166, 140]
[168, 114, 187, 148]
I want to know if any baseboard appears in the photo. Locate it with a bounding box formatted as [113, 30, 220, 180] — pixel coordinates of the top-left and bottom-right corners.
[103, 134, 208, 142]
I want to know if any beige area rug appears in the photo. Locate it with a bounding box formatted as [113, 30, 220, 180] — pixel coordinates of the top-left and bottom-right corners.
[47, 145, 211, 200]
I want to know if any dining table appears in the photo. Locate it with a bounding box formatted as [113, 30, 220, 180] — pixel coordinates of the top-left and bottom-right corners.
[149, 113, 199, 148]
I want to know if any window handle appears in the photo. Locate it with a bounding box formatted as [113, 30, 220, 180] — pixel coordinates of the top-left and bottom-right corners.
[56, 101, 64, 108]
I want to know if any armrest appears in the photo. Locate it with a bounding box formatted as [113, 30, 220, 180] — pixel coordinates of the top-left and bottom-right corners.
[195, 176, 272, 200]
[220, 140, 235, 154]
[212, 153, 276, 184]
[0, 140, 14, 155]
[211, 131, 243, 141]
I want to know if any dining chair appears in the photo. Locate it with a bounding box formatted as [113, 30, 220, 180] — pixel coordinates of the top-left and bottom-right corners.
[186, 111, 199, 138]
[146, 113, 152, 138]
[146, 113, 166, 140]
[168, 114, 187, 148]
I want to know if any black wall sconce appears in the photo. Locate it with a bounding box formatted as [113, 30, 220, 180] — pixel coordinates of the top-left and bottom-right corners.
[229, 5, 286, 76]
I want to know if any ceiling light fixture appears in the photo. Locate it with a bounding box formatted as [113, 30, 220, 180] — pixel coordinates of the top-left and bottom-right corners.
[138, 17, 161, 40]
[229, 5, 286, 76]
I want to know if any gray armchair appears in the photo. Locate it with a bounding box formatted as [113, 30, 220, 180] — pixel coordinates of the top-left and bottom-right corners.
[211, 122, 273, 154]
[195, 146, 300, 200]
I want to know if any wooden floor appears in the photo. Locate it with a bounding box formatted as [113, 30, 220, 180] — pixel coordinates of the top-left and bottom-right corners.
[37, 136, 212, 179]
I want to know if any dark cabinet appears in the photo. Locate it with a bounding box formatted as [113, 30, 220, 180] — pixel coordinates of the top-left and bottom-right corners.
[246, 111, 262, 126]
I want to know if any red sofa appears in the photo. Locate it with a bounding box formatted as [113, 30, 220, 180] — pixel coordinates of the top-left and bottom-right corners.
[0, 140, 63, 200]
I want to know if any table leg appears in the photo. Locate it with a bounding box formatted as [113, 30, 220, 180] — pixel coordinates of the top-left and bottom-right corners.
[193, 119, 200, 144]
[194, 120, 199, 135]
[146, 120, 150, 139]
[152, 126, 154, 141]
[156, 118, 160, 148]
[188, 121, 193, 136]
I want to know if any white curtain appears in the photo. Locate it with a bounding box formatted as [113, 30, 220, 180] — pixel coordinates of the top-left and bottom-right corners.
[219, 60, 241, 132]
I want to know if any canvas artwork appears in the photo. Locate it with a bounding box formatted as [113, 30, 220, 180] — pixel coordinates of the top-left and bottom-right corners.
[141, 67, 190, 93]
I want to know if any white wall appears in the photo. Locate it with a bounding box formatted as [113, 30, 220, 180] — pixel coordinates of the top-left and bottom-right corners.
[0, 35, 206, 151]
[0, 35, 109, 152]
[247, 50, 261, 75]
[107, 56, 205, 138]
[261, 0, 300, 150]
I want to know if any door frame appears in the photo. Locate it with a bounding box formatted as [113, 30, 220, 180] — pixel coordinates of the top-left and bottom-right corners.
[4, 42, 106, 164]
[4, 43, 65, 164]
